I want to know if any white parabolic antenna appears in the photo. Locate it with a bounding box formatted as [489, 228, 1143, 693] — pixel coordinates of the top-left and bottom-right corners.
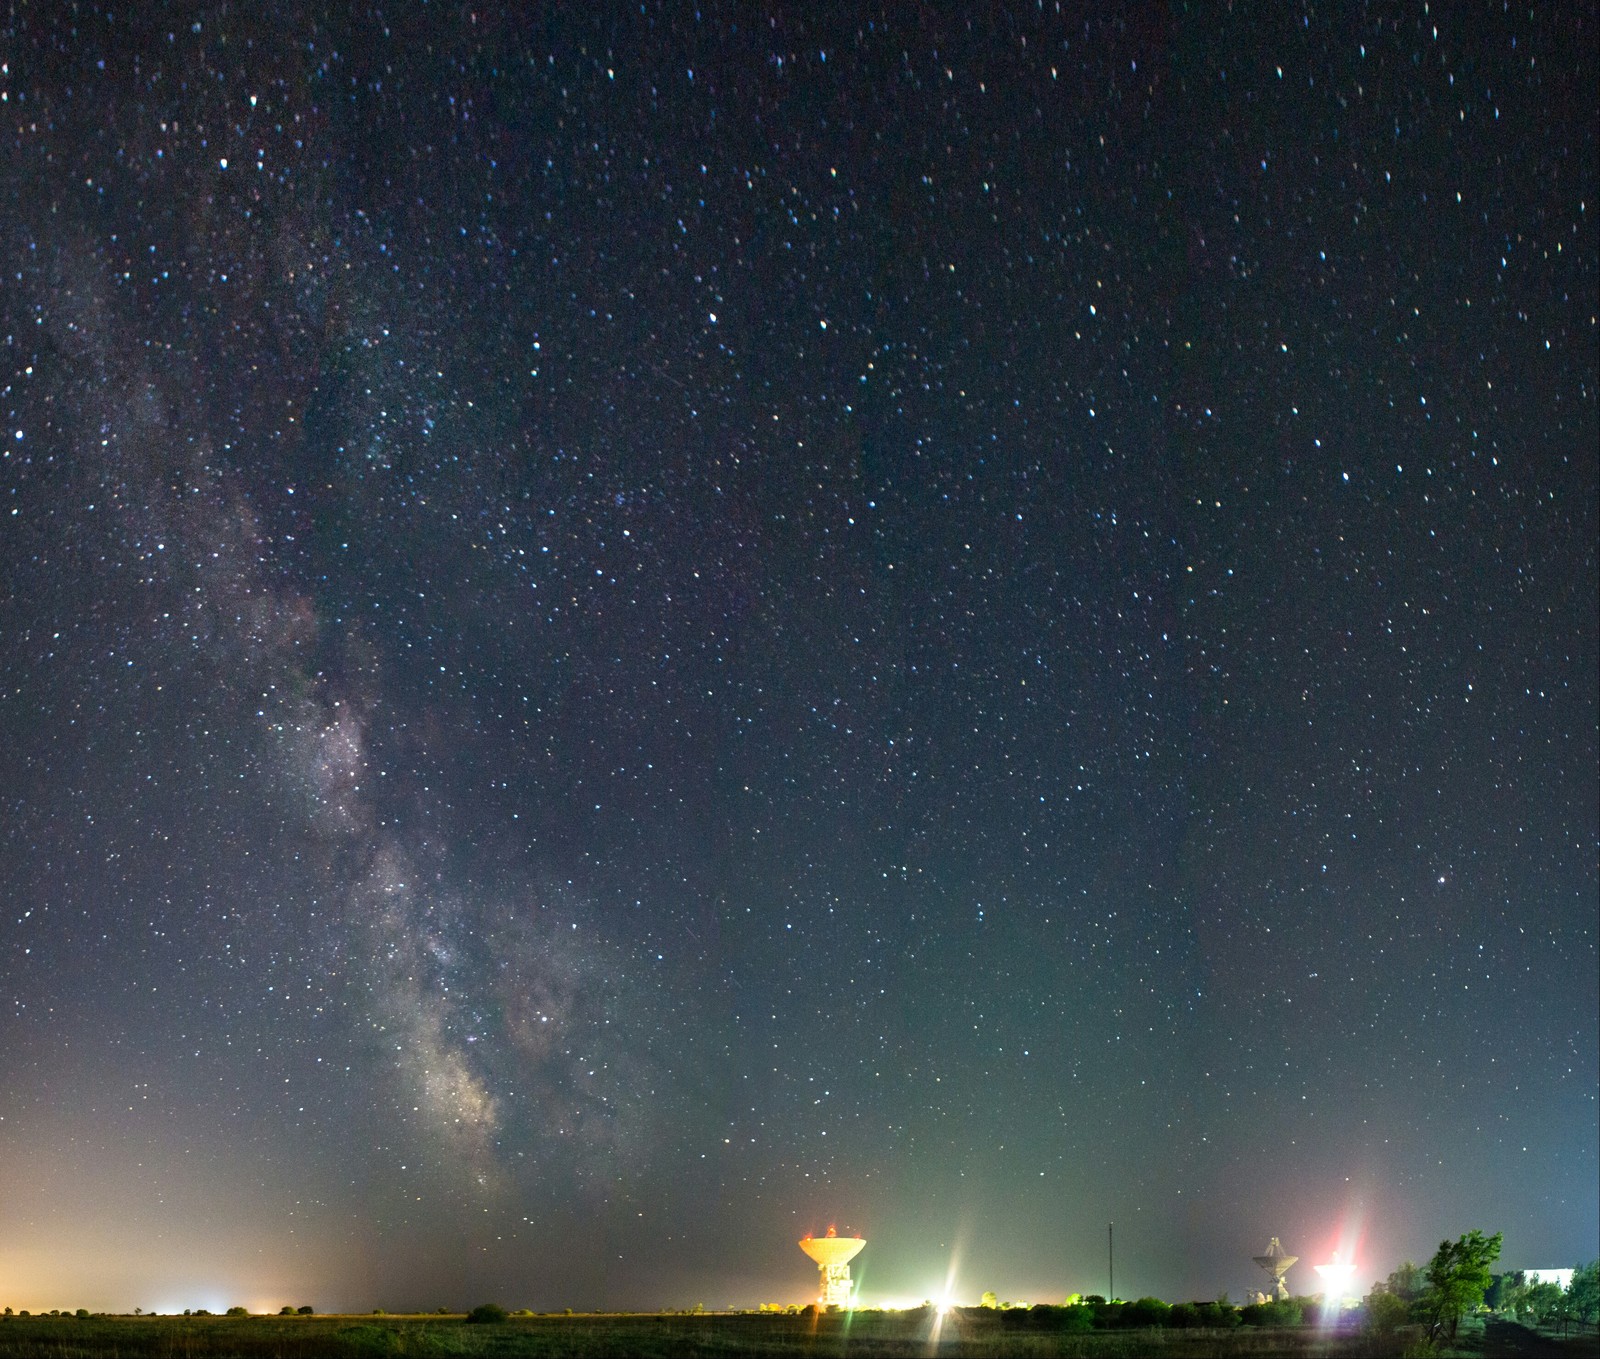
[799, 1227, 865, 1308]
[1252, 1237, 1299, 1300]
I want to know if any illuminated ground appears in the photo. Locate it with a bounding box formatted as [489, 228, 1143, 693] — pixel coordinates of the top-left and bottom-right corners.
[0, 1310, 1591, 1357]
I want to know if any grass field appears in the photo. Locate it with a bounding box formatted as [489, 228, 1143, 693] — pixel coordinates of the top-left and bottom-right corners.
[0, 1310, 1591, 1358]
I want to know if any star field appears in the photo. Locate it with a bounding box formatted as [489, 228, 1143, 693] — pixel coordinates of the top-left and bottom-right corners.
[1, 1, 1594, 1313]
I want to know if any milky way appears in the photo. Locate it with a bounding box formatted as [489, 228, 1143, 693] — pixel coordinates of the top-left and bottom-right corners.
[1, 1, 1594, 1313]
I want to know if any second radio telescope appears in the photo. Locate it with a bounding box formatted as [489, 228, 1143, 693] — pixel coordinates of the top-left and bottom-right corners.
[1252, 1237, 1299, 1300]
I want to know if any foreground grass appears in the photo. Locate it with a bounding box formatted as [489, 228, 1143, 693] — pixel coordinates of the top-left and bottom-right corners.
[1, 1311, 1585, 1359]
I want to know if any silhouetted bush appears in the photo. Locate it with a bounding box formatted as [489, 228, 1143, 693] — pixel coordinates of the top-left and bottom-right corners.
[1091, 1299, 1126, 1328]
[336, 1324, 400, 1354]
[465, 1303, 508, 1325]
[1017, 1304, 1094, 1332]
[297, 1305, 314, 1315]
[225, 1306, 249, 1317]
[1362, 1288, 1412, 1336]
[1124, 1297, 1172, 1327]
[1241, 1298, 1304, 1327]
[1171, 1301, 1237, 1328]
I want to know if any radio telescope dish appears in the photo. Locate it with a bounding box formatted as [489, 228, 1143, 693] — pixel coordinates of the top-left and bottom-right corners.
[1252, 1237, 1299, 1300]
[799, 1226, 865, 1308]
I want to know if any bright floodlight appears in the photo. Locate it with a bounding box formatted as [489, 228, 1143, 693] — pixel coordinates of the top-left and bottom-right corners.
[1314, 1252, 1357, 1294]
[1252, 1237, 1299, 1300]
[799, 1226, 865, 1308]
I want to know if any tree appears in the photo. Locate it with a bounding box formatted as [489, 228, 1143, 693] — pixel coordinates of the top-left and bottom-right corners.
[1361, 1284, 1411, 1337]
[1524, 1280, 1564, 1324]
[1422, 1230, 1502, 1342]
[980, 1291, 999, 1309]
[1125, 1297, 1171, 1328]
[1241, 1298, 1303, 1327]
[1568, 1261, 1600, 1325]
[1386, 1260, 1425, 1302]
[465, 1303, 508, 1325]
[1090, 1299, 1127, 1328]
[1056, 1305, 1095, 1332]
[1547, 1290, 1579, 1337]
[1486, 1270, 1526, 1314]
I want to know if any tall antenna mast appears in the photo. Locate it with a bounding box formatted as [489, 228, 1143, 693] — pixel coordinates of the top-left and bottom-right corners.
[1108, 1222, 1114, 1302]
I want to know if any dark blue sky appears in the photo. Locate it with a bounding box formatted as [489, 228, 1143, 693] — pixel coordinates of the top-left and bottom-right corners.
[1, 1, 1594, 1313]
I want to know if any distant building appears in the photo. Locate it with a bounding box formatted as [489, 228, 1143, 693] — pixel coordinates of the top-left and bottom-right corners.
[1520, 1268, 1574, 1291]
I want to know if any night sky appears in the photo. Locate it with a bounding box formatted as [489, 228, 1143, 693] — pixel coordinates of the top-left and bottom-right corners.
[2, 1, 1595, 1315]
